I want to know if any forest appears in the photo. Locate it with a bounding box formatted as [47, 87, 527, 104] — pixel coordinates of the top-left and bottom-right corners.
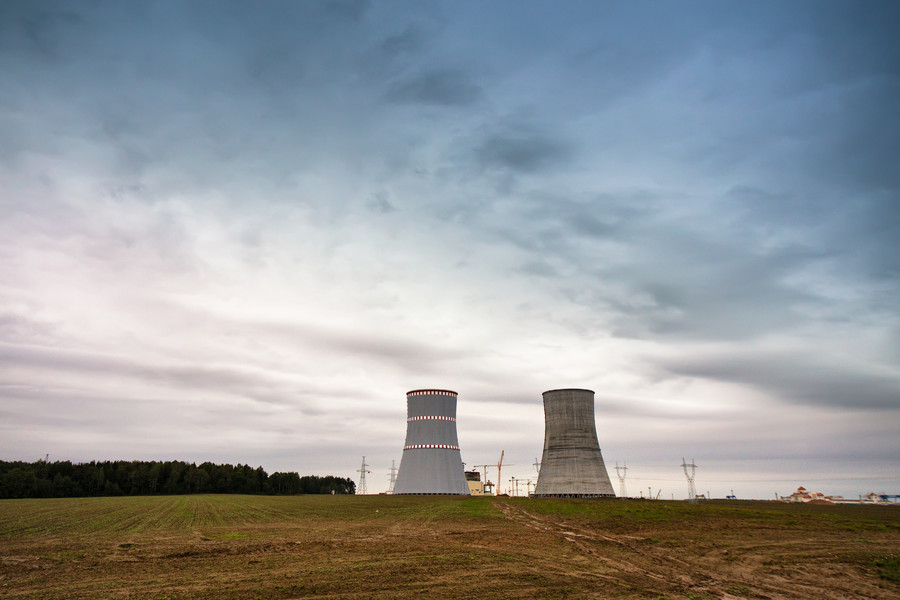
[0, 459, 356, 498]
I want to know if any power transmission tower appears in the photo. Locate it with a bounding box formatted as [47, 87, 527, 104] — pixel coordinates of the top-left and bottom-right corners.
[533, 458, 541, 474]
[681, 457, 698, 501]
[357, 456, 371, 495]
[388, 459, 397, 493]
[614, 461, 628, 498]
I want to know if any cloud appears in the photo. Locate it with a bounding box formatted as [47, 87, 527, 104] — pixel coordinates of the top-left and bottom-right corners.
[367, 191, 397, 214]
[379, 26, 424, 59]
[0, 342, 325, 411]
[0, 0, 897, 496]
[255, 320, 469, 375]
[475, 129, 572, 173]
[659, 348, 900, 411]
[386, 68, 483, 106]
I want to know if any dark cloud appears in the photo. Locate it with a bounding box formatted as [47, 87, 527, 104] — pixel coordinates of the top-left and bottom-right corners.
[380, 26, 424, 59]
[0, 2, 83, 59]
[0, 0, 383, 187]
[367, 191, 397, 214]
[724, 185, 900, 300]
[518, 260, 558, 278]
[475, 130, 572, 173]
[259, 321, 468, 375]
[473, 188, 818, 341]
[601, 235, 824, 341]
[321, 0, 369, 22]
[0, 343, 324, 411]
[0, 313, 58, 345]
[475, 175, 895, 346]
[660, 350, 900, 411]
[386, 68, 482, 106]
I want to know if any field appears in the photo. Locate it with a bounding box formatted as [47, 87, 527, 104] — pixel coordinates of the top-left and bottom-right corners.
[1, 495, 898, 599]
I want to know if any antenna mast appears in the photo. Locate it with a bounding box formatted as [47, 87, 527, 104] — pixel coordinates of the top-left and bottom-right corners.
[681, 457, 697, 501]
[357, 456, 372, 495]
[614, 461, 628, 498]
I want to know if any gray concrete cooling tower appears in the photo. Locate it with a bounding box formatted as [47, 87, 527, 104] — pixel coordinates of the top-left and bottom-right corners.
[533, 388, 616, 498]
[392, 389, 470, 495]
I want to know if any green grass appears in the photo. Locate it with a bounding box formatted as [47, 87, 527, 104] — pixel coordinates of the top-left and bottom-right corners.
[0, 494, 502, 540]
[513, 497, 900, 533]
[725, 585, 751, 595]
[875, 554, 900, 584]
[1, 495, 898, 600]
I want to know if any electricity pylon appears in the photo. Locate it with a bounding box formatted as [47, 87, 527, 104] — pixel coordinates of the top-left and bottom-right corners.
[614, 461, 628, 498]
[388, 459, 397, 493]
[357, 456, 371, 495]
[681, 457, 698, 501]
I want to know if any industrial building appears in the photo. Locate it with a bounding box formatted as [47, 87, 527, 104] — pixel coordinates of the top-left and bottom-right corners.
[392, 389, 470, 495]
[533, 388, 616, 498]
[465, 470, 485, 496]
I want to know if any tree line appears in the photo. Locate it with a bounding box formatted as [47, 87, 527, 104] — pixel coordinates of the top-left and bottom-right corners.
[0, 460, 355, 499]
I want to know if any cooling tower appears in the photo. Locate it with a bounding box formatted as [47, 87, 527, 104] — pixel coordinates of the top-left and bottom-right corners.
[533, 388, 616, 498]
[392, 389, 470, 495]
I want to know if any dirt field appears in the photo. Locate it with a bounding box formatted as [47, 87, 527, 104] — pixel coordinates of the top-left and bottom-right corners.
[1, 494, 898, 599]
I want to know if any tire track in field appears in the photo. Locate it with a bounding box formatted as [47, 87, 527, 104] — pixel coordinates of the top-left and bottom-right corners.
[494, 500, 893, 600]
[494, 501, 688, 589]
[495, 501, 755, 597]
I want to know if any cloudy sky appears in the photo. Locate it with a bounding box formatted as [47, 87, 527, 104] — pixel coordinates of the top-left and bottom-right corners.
[2, 0, 898, 499]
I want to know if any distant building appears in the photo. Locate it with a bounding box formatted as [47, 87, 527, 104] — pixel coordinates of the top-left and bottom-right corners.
[465, 470, 484, 496]
[782, 486, 827, 503]
[780, 486, 896, 504]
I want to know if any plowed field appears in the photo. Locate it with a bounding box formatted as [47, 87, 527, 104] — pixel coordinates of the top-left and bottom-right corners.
[1, 495, 898, 599]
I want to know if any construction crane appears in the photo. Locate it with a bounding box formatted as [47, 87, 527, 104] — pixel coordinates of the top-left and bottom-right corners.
[474, 464, 495, 495]
[475, 451, 512, 495]
[496, 451, 514, 495]
[474, 464, 492, 483]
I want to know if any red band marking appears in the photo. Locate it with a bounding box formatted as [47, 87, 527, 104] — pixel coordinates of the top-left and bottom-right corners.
[407, 389, 457, 397]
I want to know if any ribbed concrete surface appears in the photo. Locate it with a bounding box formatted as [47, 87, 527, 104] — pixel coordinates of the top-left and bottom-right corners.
[533, 388, 616, 497]
[393, 389, 470, 495]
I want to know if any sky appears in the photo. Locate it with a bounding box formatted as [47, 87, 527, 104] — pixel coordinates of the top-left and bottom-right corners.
[1, 0, 898, 500]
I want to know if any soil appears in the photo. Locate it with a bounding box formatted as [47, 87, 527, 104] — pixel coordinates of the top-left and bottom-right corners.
[0, 495, 897, 599]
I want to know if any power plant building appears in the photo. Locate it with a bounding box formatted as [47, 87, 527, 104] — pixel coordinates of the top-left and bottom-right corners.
[392, 389, 470, 495]
[533, 388, 616, 498]
[465, 470, 485, 496]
